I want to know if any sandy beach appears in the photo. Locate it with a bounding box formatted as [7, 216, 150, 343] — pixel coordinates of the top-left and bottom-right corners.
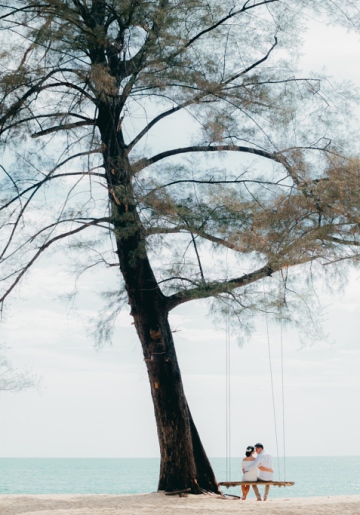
[0, 493, 359, 514]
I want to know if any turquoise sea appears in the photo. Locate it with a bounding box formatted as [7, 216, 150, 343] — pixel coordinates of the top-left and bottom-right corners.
[0, 457, 359, 498]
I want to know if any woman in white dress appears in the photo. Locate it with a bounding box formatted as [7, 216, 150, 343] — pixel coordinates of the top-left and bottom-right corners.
[241, 446, 258, 500]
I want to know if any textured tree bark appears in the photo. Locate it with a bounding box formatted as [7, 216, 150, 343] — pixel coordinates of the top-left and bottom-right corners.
[134, 308, 219, 493]
[111, 202, 219, 493]
[117, 240, 220, 492]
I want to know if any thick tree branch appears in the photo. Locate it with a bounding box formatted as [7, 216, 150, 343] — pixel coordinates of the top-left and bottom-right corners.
[3, 111, 94, 133]
[166, 263, 277, 310]
[324, 236, 360, 246]
[134, 144, 290, 172]
[165, 252, 320, 311]
[31, 119, 95, 138]
[224, 36, 278, 85]
[144, 177, 290, 195]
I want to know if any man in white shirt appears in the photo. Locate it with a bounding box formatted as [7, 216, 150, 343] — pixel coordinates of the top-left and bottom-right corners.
[243, 443, 273, 501]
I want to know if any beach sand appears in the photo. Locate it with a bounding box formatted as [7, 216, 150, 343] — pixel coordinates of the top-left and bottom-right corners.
[0, 493, 359, 514]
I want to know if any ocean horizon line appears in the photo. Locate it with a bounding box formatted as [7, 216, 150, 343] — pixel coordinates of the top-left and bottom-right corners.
[1, 454, 358, 459]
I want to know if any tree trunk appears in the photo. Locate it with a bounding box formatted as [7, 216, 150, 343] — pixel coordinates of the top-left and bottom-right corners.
[120, 253, 220, 493]
[133, 305, 220, 493]
[98, 101, 220, 493]
[112, 203, 220, 493]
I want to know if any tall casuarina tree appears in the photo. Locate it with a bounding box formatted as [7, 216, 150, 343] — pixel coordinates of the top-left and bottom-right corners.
[1, 0, 360, 492]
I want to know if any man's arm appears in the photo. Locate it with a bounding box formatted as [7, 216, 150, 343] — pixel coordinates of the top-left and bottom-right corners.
[259, 465, 273, 473]
[243, 455, 261, 472]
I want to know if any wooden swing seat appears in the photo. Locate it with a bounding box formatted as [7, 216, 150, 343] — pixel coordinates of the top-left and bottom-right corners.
[219, 480, 295, 488]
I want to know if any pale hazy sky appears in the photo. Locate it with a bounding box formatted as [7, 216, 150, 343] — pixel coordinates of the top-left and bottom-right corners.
[1, 19, 360, 461]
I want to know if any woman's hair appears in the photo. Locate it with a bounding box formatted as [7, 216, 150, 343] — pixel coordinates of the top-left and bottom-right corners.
[245, 446, 254, 457]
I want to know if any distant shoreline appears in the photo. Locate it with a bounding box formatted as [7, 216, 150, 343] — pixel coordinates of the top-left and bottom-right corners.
[1, 493, 360, 514]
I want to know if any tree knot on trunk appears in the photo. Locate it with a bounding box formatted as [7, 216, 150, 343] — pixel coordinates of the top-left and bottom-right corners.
[150, 327, 162, 340]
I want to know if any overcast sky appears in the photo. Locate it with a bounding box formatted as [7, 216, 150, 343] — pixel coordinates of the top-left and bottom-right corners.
[1, 18, 360, 461]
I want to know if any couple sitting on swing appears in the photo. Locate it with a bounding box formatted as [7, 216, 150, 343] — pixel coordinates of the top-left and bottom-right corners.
[241, 443, 273, 501]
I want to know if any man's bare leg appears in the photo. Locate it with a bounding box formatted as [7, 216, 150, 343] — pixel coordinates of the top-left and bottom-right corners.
[264, 484, 270, 501]
[252, 485, 262, 501]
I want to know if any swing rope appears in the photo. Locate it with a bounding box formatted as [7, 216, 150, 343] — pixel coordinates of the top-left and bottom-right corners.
[263, 276, 288, 481]
[280, 319, 287, 481]
[264, 305, 281, 480]
[225, 311, 231, 481]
